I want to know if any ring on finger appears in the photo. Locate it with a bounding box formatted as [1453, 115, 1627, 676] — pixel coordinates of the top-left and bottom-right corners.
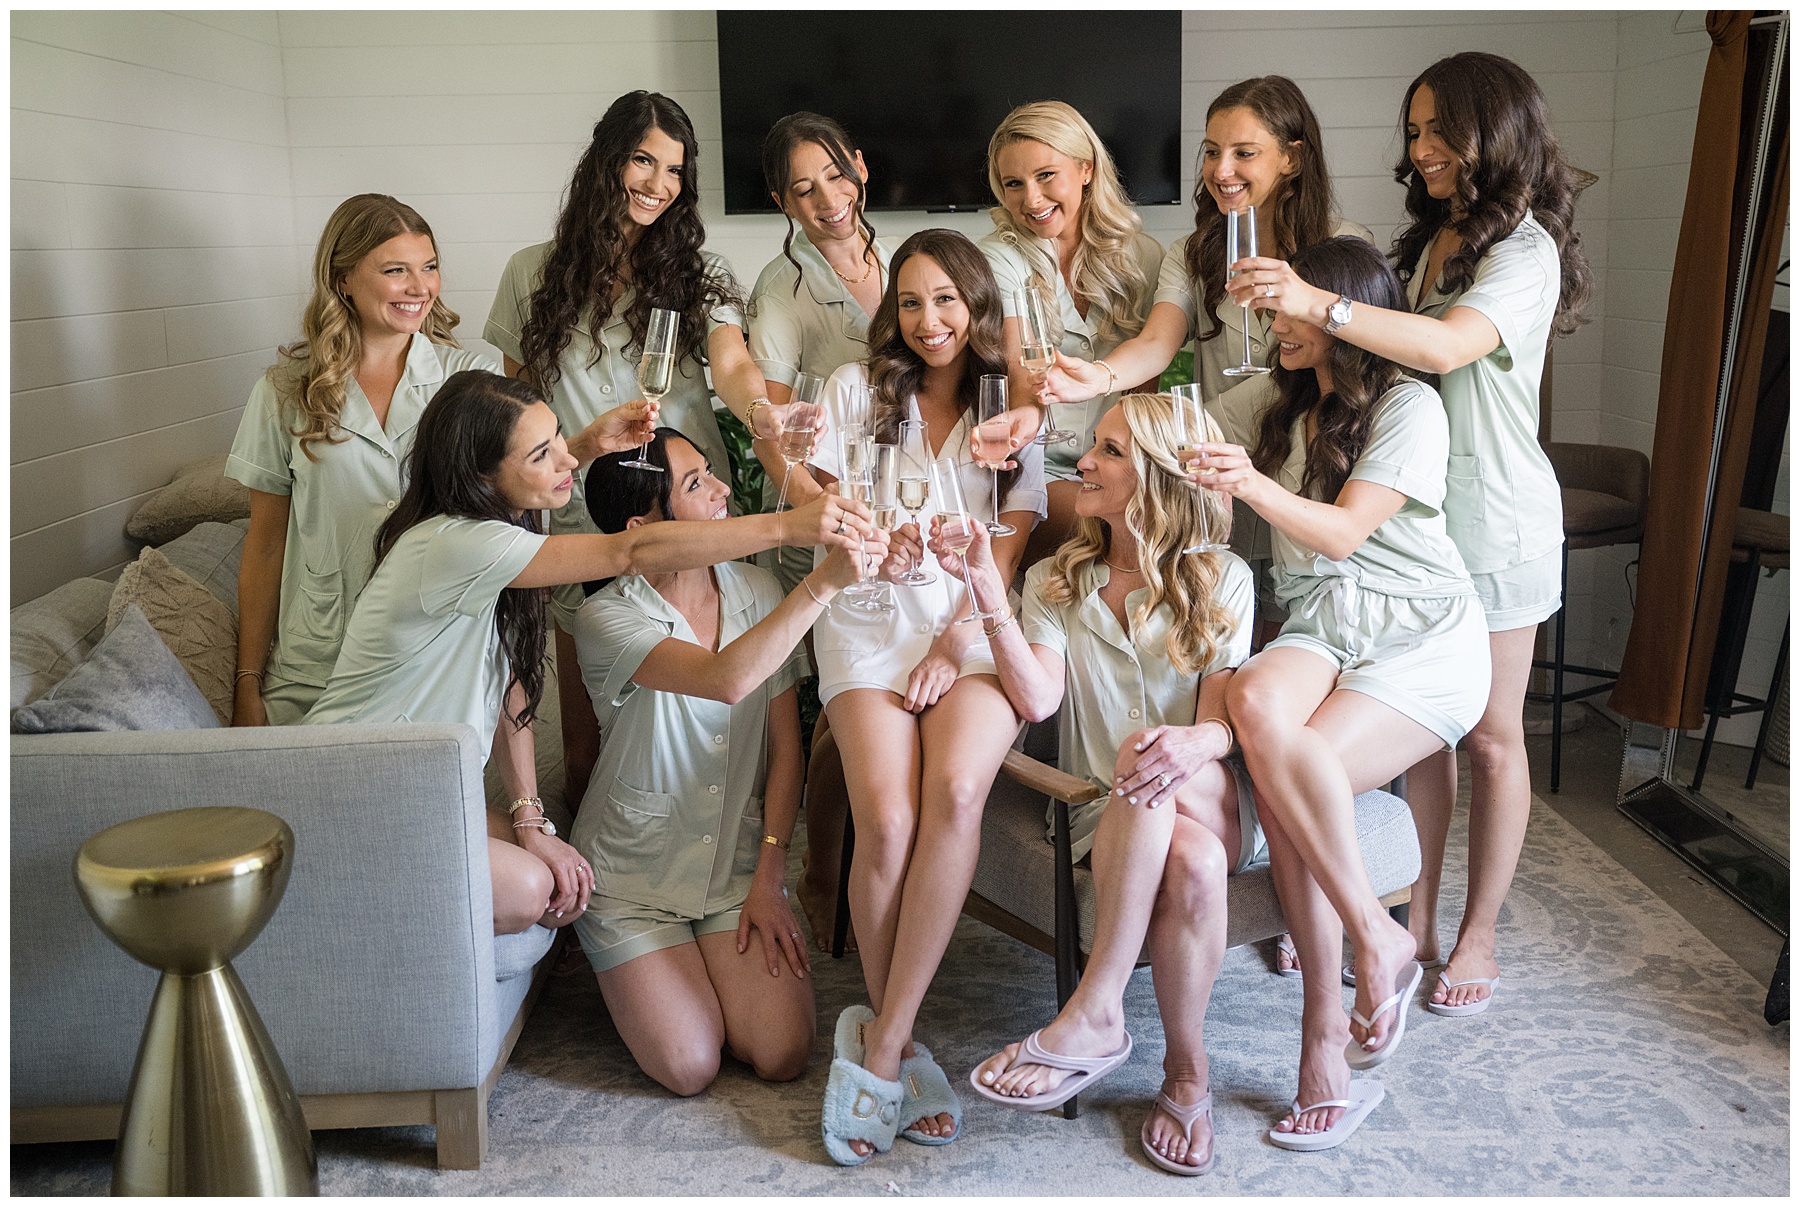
[1264, 284, 1275, 298]
[1157, 772, 1172, 788]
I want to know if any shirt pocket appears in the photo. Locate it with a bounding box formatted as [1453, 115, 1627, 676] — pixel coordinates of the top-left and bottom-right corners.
[1444, 454, 1486, 531]
[732, 795, 766, 878]
[591, 779, 677, 886]
[280, 565, 346, 679]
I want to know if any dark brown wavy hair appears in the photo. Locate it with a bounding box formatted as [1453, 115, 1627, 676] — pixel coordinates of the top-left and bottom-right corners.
[518, 91, 741, 388]
[865, 229, 1017, 498]
[1255, 238, 1413, 502]
[375, 370, 547, 730]
[1390, 52, 1595, 335]
[762, 112, 879, 295]
[1185, 77, 1335, 344]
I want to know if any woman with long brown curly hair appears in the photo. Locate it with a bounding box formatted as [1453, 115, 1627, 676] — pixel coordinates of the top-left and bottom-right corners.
[806, 229, 1045, 1164]
[485, 91, 803, 805]
[957, 393, 1256, 1176]
[1229, 53, 1595, 1020]
[1198, 237, 1490, 1151]
[1031, 77, 1372, 652]
[228, 194, 502, 726]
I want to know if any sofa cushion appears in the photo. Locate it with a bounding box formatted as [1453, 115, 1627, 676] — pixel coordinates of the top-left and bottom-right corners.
[493, 926, 556, 982]
[10, 578, 115, 709]
[156, 518, 249, 620]
[124, 453, 251, 546]
[107, 548, 236, 724]
[11, 605, 219, 734]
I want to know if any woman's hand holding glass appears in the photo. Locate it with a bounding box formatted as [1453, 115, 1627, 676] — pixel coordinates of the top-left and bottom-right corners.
[1112, 723, 1232, 809]
[738, 863, 811, 980]
[570, 398, 660, 463]
[924, 515, 1009, 619]
[1224, 254, 1331, 325]
[1037, 347, 1115, 406]
[1190, 440, 1272, 507]
[784, 489, 876, 552]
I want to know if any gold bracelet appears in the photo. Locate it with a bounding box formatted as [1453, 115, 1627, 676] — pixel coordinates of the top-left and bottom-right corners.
[234, 669, 263, 682]
[983, 611, 1018, 640]
[508, 796, 543, 815]
[744, 397, 772, 435]
[1094, 358, 1119, 394]
[1205, 717, 1236, 750]
[762, 833, 790, 852]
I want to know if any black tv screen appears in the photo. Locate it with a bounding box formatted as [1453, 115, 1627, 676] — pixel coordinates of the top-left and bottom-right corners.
[717, 11, 1183, 214]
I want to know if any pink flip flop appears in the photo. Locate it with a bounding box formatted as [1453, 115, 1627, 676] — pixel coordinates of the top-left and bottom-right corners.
[968, 1028, 1133, 1112]
[1141, 1090, 1216, 1175]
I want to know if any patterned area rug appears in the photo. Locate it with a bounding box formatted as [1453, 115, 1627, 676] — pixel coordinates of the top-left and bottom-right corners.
[12, 785, 1788, 1196]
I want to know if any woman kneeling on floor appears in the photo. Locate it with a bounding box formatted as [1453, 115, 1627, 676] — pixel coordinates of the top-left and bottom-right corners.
[564, 430, 886, 1093]
[1198, 237, 1490, 1149]
[953, 393, 1257, 1175]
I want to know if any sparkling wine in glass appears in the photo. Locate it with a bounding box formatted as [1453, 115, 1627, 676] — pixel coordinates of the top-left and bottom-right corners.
[1171, 383, 1230, 555]
[976, 374, 1016, 537]
[1017, 285, 1071, 445]
[838, 431, 893, 613]
[843, 443, 900, 614]
[772, 371, 827, 514]
[622, 307, 679, 470]
[1223, 207, 1270, 378]
[930, 455, 997, 624]
[894, 419, 936, 586]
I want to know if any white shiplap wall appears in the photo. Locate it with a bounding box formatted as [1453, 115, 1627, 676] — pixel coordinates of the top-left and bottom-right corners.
[18, 9, 1749, 718]
[9, 10, 306, 605]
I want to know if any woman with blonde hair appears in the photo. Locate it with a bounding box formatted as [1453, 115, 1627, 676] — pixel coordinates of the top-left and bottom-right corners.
[954, 394, 1257, 1175]
[979, 100, 1163, 560]
[227, 194, 646, 726]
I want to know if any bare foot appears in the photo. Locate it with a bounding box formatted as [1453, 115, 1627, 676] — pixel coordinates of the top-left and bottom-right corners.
[972, 1004, 1125, 1100]
[1347, 918, 1417, 1054]
[1143, 1074, 1213, 1169]
[1432, 942, 1501, 1009]
[1272, 1019, 1353, 1138]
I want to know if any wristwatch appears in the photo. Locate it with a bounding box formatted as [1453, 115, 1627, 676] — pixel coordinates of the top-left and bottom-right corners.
[1323, 294, 1353, 335]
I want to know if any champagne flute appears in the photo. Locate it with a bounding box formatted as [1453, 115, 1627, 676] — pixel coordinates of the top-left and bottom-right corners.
[1017, 285, 1070, 445]
[894, 419, 936, 586]
[838, 428, 892, 613]
[622, 307, 679, 470]
[842, 443, 900, 614]
[930, 455, 997, 624]
[1223, 206, 1271, 378]
[1171, 383, 1230, 555]
[772, 371, 826, 513]
[975, 374, 1016, 537]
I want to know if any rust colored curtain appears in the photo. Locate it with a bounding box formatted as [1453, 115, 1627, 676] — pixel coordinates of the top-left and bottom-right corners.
[1613, 12, 1786, 728]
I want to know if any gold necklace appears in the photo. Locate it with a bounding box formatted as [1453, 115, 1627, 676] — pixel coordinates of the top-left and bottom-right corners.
[1103, 556, 1142, 575]
[832, 252, 876, 286]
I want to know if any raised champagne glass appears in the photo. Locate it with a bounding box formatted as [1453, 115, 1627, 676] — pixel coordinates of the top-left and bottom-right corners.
[1017, 284, 1070, 445]
[894, 418, 936, 586]
[622, 307, 679, 470]
[976, 374, 1016, 536]
[931, 455, 996, 624]
[1223, 207, 1271, 378]
[1171, 382, 1230, 554]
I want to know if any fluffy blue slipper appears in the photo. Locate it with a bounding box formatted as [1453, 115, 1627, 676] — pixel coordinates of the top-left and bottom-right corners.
[822, 1005, 902, 1166]
[897, 1043, 962, 1146]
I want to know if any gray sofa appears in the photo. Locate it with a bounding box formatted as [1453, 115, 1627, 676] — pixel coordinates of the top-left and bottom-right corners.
[10, 520, 554, 1169]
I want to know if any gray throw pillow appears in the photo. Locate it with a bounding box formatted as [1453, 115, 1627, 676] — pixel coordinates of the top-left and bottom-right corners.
[11, 605, 220, 734]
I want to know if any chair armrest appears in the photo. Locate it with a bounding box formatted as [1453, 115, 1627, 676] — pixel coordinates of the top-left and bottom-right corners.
[1001, 749, 1105, 806]
[11, 723, 499, 1105]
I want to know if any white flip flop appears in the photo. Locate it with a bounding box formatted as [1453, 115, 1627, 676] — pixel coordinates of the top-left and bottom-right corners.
[1426, 971, 1501, 1017]
[1274, 935, 1304, 979]
[1345, 958, 1423, 1069]
[1267, 1080, 1386, 1152]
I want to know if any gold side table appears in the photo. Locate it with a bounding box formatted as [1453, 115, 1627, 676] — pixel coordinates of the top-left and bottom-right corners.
[74, 806, 318, 1196]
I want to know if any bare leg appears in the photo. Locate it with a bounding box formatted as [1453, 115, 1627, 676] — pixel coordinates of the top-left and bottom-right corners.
[695, 930, 816, 1082]
[975, 755, 1238, 1101]
[595, 943, 726, 1095]
[1260, 803, 1357, 1139]
[555, 625, 601, 810]
[1435, 624, 1536, 1007]
[798, 715, 855, 953]
[1138, 816, 1232, 1170]
[1228, 649, 1445, 1051]
[485, 811, 560, 935]
[859, 676, 1018, 1141]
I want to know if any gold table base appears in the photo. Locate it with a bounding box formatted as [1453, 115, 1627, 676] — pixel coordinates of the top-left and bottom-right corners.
[76, 806, 318, 1196]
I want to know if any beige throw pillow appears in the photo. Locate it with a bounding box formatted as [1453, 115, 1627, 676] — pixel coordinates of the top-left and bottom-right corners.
[106, 547, 237, 724]
[124, 453, 252, 545]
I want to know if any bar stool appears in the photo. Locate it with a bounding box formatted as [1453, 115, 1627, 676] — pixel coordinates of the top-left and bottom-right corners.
[1530, 442, 1651, 792]
[1691, 506, 1789, 791]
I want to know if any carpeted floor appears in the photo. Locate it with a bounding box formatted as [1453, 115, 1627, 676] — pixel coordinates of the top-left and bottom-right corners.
[12, 786, 1789, 1195]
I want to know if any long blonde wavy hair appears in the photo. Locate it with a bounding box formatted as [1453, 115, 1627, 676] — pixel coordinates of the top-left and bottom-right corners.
[985, 101, 1151, 349]
[272, 194, 462, 460]
[1039, 393, 1238, 676]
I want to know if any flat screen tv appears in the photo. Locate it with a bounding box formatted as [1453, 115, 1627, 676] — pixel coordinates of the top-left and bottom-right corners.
[716, 11, 1183, 214]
